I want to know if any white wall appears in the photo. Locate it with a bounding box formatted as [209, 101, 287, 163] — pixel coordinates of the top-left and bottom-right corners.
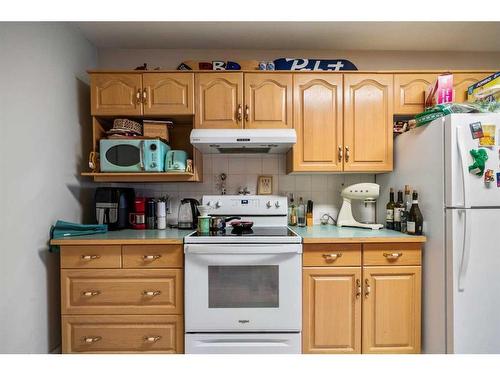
[97, 48, 500, 70]
[0, 22, 97, 353]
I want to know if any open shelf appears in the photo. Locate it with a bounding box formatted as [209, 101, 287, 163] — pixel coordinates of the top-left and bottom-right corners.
[81, 171, 198, 182]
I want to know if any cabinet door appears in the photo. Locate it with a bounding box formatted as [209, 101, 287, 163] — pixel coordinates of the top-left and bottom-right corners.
[453, 73, 493, 103]
[195, 73, 243, 129]
[394, 74, 437, 114]
[290, 74, 343, 172]
[244, 73, 292, 129]
[91, 73, 142, 116]
[303, 267, 361, 354]
[344, 74, 393, 172]
[143, 73, 194, 115]
[362, 266, 421, 354]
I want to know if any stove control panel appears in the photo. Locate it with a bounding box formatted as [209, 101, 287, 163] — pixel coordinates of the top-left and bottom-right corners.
[203, 195, 288, 216]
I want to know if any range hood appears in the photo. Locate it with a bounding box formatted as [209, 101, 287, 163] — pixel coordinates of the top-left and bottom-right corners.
[190, 129, 296, 154]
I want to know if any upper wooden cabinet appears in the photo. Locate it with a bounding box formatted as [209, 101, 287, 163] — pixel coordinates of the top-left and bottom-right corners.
[290, 74, 343, 172]
[244, 73, 293, 129]
[303, 267, 362, 354]
[394, 74, 437, 114]
[91, 73, 143, 116]
[453, 73, 492, 103]
[143, 73, 194, 115]
[362, 266, 421, 354]
[195, 73, 243, 129]
[343, 74, 394, 172]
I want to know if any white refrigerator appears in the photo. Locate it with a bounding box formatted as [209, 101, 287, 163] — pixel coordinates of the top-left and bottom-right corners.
[377, 113, 500, 354]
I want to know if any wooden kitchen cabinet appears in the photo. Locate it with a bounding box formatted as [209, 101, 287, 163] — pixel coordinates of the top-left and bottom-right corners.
[143, 73, 194, 115]
[244, 73, 293, 129]
[195, 73, 243, 129]
[343, 74, 394, 172]
[303, 267, 362, 354]
[91, 73, 143, 116]
[362, 266, 421, 354]
[453, 73, 492, 103]
[394, 73, 437, 114]
[289, 74, 343, 172]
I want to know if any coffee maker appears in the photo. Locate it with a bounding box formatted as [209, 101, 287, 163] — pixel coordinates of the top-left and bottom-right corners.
[95, 188, 135, 230]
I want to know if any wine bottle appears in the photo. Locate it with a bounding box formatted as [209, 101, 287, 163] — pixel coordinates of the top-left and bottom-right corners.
[407, 190, 423, 235]
[288, 195, 297, 226]
[394, 190, 404, 232]
[386, 188, 395, 230]
[401, 185, 411, 233]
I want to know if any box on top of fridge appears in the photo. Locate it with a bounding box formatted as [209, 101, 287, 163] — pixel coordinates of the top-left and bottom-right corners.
[467, 72, 500, 103]
[425, 73, 454, 108]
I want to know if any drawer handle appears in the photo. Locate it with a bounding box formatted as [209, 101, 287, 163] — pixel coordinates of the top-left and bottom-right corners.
[143, 255, 162, 261]
[82, 290, 101, 297]
[143, 290, 161, 297]
[81, 255, 100, 260]
[383, 252, 403, 260]
[144, 335, 162, 343]
[83, 336, 101, 343]
[355, 278, 361, 299]
[364, 278, 371, 298]
[322, 253, 342, 262]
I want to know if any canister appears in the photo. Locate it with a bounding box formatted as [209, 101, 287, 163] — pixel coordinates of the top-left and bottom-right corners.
[197, 216, 210, 233]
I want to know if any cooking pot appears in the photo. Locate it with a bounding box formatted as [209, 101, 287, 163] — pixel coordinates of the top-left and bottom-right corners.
[230, 220, 254, 232]
[210, 216, 241, 231]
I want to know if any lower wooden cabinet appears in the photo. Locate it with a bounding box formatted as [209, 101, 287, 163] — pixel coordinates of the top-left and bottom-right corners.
[362, 266, 421, 354]
[62, 315, 183, 354]
[302, 243, 422, 354]
[303, 267, 361, 354]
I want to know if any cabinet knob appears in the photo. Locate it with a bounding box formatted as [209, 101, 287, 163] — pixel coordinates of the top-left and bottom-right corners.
[81, 255, 100, 260]
[82, 290, 100, 297]
[345, 146, 350, 163]
[355, 279, 361, 299]
[236, 104, 242, 121]
[364, 278, 371, 298]
[245, 105, 249, 121]
[142, 88, 148, 105]
[143, 255, 162, 261]
[83, 336, 102, 344]
[144, 335, 162, 343]
[136, 89, 141, 104]
[383, 252, 403, 260]
[143, 290, 161, 297]
[338, 146, 343, 162]
[322, 253, 342, 263]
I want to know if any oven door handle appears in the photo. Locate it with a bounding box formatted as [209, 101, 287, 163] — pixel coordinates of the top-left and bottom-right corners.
[184, 244, 302, 254]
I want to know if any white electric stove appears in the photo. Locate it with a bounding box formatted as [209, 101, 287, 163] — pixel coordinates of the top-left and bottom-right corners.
[184, 195, 302, 354]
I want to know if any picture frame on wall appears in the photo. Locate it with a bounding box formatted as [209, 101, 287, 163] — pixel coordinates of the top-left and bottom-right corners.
[257, 175, 273, 195]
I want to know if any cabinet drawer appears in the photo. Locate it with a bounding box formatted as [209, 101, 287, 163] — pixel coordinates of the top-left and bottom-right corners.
[61, 269, 183, 315]
[303, 244, 361, 267]
[363, 243, 421, 266]
[122, 244, 183, 268]
[62, 315, 183, 353]
[61, 245, 122, 269]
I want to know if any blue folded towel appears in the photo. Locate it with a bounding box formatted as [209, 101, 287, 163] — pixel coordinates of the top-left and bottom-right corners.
[49, 220, 107, 252]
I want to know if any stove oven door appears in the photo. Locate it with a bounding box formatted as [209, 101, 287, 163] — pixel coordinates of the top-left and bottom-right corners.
[184, 243, 302, 332]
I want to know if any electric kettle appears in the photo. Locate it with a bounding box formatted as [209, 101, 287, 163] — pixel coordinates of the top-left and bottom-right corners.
[177, 198, 200, 229]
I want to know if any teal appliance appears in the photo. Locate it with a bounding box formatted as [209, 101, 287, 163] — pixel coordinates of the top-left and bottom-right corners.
[100, 139, 170, 172]
[166, 150, 188, 172]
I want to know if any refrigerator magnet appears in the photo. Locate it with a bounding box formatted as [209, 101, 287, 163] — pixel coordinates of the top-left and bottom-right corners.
[497, 172, 500, 188]
[484, 169, 495, 184]
[469, 122, 483, 139]
[479, 124, 496, 147]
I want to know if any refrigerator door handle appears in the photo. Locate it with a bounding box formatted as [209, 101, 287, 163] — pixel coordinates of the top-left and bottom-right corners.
[456, 127, 471, 208]
[458, 208, 472, 291]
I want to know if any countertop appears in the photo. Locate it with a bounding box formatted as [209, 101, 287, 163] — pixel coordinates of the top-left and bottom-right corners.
[50, 228, 193, 245]
[290, 225, 426, 243]
[50, 225, 425, 245]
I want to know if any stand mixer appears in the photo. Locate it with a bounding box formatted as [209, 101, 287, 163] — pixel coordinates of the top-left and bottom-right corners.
[337, 183, 383, 230]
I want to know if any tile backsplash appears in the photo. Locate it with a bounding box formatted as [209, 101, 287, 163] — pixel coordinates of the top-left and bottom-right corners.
[115, 154, 375, 225]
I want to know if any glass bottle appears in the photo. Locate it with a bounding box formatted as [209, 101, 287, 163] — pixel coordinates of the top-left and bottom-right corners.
[386, 188, 395, 230]
[297, 197, 306, 227]
[407, 191, 424, 235]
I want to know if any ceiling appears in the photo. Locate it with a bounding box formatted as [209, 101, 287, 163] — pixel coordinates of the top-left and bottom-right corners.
[75, 22, 500, 52]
